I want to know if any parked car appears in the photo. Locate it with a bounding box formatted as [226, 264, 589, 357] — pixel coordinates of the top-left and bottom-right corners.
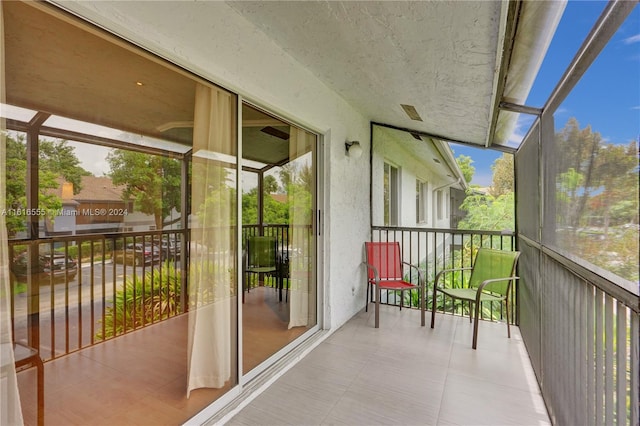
[160, 236, 182, 261]
[113, 243, 161, 266]
[11, 252, 78, 283]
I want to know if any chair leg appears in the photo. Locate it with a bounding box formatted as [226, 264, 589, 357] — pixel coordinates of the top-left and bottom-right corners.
[375, 286, 381, 328]
[505, 299, 511, 339]
[472, 300, 481, 349]
[365, 282, 370, 312]
[430, 287, 437, 328]
[420, 285, 425, 327]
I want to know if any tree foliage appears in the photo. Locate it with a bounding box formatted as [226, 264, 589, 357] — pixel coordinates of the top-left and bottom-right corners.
[4, 134, 89, 236]
[457, 152, 514, 232]
[241, 163, 313, 226]
[458, 192, 514, 232]
[39, 139, 92, 194]
[107, 150, 181, 229]
[554, 118, 638, 281]
[489, 153, 513, 197]
[455, 155, 475, 185]
[242, 174, 288, 224]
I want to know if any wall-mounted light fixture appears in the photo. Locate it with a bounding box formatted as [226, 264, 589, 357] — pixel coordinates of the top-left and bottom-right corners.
[345, 140, 363, 159]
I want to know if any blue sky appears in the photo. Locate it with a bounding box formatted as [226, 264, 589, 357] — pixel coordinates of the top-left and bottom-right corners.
[452, 1, 640, 187]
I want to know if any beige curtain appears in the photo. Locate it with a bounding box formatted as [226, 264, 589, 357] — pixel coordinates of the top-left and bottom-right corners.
[0, 2, 24, 423]
[187, 83, 237, 396]
[287, 127, 314, 329]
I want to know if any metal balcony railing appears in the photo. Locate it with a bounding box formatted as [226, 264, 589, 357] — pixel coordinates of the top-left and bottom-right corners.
[8, 230, 187, 361]
[9, 224, 305, 362]
[517, 236, 639, 426]
[371, 226, 517, 324]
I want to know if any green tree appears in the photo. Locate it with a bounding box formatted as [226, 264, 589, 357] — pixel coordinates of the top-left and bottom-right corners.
[458, 153, 514, 232]
[553, 118, 638, 282]
[590, 141, 638, 233]
[455, 155, 475, 185]
[555, 118, 602, 228]
[4, 134, 87, 236]
[242, 173, 290, 225]
[283, 163, 313, 225]
[5, 135, 29, 236]
[458, 192, 514, 231]
[107, 149, 181, 230]
[263, 175, 279, 194]
[489, 153, 513, 197]
[39, 139, 91, 194]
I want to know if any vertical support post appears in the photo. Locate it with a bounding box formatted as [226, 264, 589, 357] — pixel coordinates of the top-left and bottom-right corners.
[180, 154, 190, 314]
[25, 112, 48, 351]
[257, 171, 264, 235]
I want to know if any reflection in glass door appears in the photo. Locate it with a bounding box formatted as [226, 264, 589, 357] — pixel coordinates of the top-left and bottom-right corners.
[241, 103, 317, 374]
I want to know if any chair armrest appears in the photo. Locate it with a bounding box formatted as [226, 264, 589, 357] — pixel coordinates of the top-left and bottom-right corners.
[478, 276, 520, 300]
[362, 262, 380, 283]
[402, 261, 425, 287]
[433, 267, 473, 288]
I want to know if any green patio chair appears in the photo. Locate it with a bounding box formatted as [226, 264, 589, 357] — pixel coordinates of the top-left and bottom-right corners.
[430, 248, 520, 349]
[244, 236, 278, 295]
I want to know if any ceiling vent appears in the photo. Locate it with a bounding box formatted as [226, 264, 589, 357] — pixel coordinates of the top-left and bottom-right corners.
[410, 132, 422, 141]
[401, 104, 423, 122]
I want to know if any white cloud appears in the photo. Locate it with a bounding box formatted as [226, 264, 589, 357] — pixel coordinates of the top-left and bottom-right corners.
[507, 114, 536, 145]
[623, 34, 640, 44]
[631, 106, 640, 110]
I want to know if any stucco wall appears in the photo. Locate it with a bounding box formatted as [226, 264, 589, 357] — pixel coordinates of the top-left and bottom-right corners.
[56, 1, 370, 330]
[371, 127, 453, 229]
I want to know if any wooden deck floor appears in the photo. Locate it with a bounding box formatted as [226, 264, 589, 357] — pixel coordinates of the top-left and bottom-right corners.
[16, 287, 306, 426]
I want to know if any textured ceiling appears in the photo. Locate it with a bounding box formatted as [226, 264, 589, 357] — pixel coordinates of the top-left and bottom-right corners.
[5, 1, 563, 154]
[227, 1, 504, 146]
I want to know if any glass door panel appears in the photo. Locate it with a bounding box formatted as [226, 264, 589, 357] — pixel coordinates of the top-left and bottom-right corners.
[241, 103, 317, 374]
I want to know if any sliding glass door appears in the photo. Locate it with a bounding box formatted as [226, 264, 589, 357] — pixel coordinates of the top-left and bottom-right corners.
[241, 103, 317, 375]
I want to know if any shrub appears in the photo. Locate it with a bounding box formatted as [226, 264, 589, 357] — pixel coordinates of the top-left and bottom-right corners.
[96, 262, 181, 339]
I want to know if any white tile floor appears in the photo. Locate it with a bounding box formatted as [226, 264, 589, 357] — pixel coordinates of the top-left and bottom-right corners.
[228, 305, 550, 426]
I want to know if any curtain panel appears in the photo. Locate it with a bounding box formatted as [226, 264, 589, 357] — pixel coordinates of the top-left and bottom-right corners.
[0, 2, 25, 423]
[187, 83, 237, 396]
[287, 127, 315, 329]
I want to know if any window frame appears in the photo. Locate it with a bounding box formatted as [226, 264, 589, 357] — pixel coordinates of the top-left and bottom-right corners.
[383, 161, 400, 226]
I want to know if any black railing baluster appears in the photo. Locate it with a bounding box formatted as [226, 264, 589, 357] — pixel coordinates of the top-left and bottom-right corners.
[9, 225, 517, 362]
[368, 226, 517, 321]
[90, 240, 95, 346]
[76, 240, 82, 350]
[48, 244, 55, 359]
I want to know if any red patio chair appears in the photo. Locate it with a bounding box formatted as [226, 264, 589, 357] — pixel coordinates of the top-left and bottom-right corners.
[364, 242, 425, 328]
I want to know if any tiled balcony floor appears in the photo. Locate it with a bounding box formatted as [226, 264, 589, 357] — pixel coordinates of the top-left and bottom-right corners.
[228, 305, 550, 426]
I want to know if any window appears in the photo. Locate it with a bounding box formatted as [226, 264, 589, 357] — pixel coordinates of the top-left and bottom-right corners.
[384, 162, 399, 226]
[416, 180, 428, 224]
[2, 2, 238, 420]
[436, 189, 444, 221]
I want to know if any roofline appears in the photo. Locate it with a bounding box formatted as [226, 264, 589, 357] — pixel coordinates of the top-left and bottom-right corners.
[434, 139, 469, 192]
